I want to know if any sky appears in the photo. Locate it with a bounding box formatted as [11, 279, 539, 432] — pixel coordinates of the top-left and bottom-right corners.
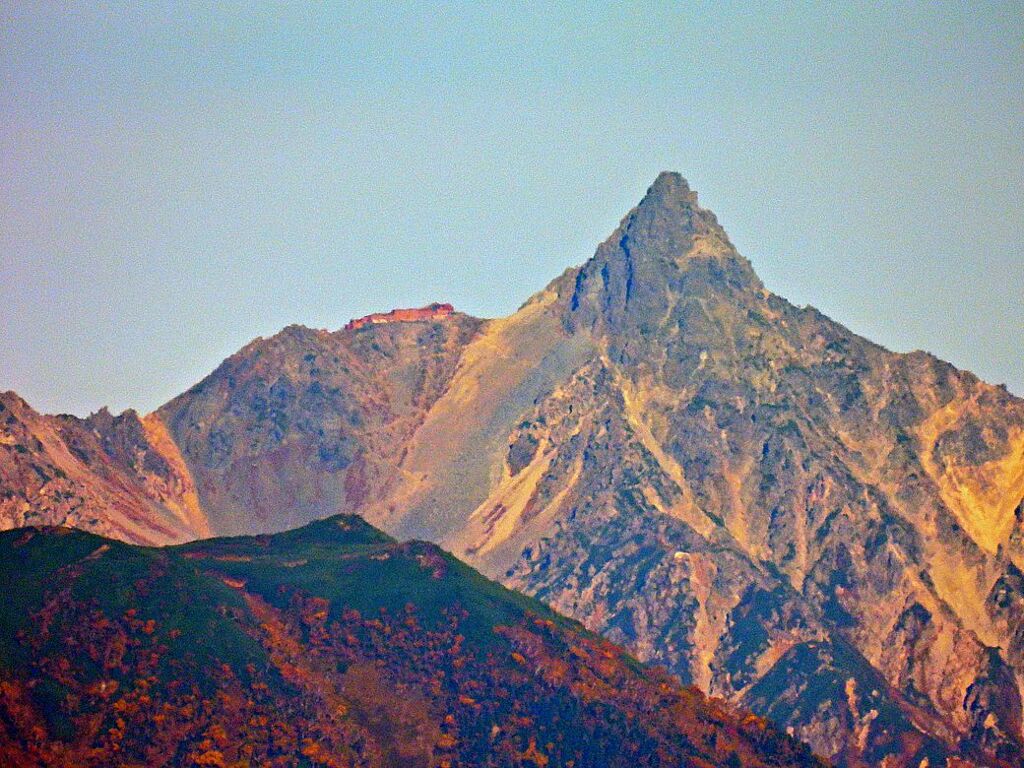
[1, 2, 1022, 416]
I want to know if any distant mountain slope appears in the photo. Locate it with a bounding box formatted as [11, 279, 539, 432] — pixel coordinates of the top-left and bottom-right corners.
[3, 173, 1023, 764]
[0, 516, 823, 768]
[0, 314, 482, 545]
[0, 392, 204, 545]
[155, 314, 482, 537]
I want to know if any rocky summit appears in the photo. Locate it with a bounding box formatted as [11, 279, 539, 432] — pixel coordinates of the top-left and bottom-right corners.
[3, 173, 1024, 766]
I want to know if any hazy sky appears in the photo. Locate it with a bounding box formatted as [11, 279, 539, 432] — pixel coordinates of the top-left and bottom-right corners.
[2, 2, 1022, 416]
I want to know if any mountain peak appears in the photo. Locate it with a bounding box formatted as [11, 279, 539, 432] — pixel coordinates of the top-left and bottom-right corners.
[644, 171, 694, 203]
[624, 171, 723, 256]
[564, 173, 757, 342]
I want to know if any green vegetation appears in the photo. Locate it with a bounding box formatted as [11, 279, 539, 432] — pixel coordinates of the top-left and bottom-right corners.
[0, 515, 824, 768]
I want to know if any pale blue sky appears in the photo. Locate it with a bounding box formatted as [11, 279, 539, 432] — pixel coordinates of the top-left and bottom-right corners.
[1, 2, 1022, 415]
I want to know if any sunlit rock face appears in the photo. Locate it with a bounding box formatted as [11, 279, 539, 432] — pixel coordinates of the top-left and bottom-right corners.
[0, 392, 206, 545]
[4, 173, 1024, 765]
[155, 315, 483, 537]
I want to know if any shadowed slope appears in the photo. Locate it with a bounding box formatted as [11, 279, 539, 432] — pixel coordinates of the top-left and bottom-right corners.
[156, 314, 483, 536]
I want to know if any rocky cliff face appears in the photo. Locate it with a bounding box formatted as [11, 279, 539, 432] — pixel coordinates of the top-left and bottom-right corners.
[0, 392, 204, 545]
[466, 174, 1024, 766]
[3, 173, 1023, 765]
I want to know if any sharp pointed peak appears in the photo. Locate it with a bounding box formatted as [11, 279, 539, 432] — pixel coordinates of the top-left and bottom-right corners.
[634, 171, 700, 214]
[560, 172, 761, 337]
[646, 171, 692, 198]
[613, 171, 728, 258]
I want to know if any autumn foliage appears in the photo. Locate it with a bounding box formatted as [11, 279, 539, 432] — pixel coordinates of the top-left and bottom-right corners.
[0, 516, 825, 767]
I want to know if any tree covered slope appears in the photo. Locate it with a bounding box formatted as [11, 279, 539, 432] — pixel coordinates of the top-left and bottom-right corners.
[0, 516, 823, 768]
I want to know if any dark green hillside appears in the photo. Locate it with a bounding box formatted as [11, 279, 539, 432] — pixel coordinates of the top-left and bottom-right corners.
[0, 515, 823, 768]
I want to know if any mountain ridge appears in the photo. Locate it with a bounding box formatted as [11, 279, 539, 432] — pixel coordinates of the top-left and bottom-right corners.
[3, 173, 1023, 765]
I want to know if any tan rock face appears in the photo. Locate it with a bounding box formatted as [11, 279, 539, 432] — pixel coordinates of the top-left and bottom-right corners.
[0, 392, 201, 544]
[3, 172, 1023, 765]
[156, 315, 482, 536]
